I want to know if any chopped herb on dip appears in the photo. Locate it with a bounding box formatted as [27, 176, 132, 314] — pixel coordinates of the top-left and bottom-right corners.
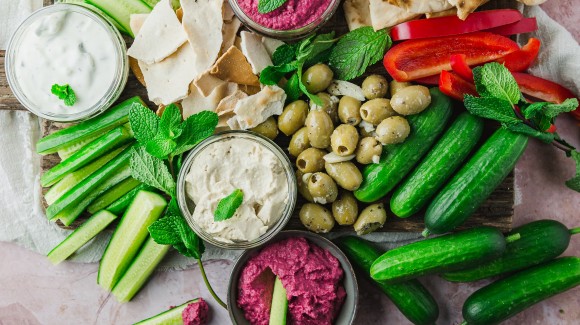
[238, 0, 333, 30]
[214, 189, 244, 222]
[258, 0, 289, 14]
[51, 83, 76, 106]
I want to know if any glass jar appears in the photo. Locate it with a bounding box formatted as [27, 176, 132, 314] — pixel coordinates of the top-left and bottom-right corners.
[228, 0, 341, 40]
[5, 4, 129, 122]
[176, 131, 298, 250]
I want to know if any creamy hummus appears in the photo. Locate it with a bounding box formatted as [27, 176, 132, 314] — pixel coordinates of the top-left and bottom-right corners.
[237, 237, 346, 325]
[238, 0, 333, 30]
[185, 137, 289, 243]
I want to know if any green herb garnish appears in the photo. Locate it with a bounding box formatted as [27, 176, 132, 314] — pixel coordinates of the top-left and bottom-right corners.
[214, 189, 244, 222]
[258, 0, 288, 14]
[464, 62, 580, 192]
[51, 83, 76, 106]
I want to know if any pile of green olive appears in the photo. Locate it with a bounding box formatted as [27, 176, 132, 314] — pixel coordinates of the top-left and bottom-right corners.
[249, 63, 432, 235]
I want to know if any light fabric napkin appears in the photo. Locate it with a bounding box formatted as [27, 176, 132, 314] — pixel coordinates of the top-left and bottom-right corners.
[0, 2, 578, 268]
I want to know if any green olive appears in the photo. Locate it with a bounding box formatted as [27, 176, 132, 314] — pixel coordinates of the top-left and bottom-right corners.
[324, 161, 363, 191]
[356, 137, 382, 164]
[375, 116, 410, 145]
[278, 100, 308, 136]
[332, 191, 358, 225]
[299, 203, 335, 233]
[250, 116, 278, 140]
[389, 80, 412, 97]
[296, 148, 326, 173]
[330, 124, 359, 156]
[301, 64, 334, 94]
[353, 203, 387, 235]
[305, 110, 334, 149]
[391, 85, 432, 115]
[288, 127, 311, 157]
[362, 74, 389, 100]
[307, 172, 338, 204]
[296, 170, 315, 202]
[360, 98, 396, 125]
[338, 96, 362, 125]
[310, 92, 339, 124]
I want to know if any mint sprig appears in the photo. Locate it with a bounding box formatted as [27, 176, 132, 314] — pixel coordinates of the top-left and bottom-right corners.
[258, 0, 288, 14]
[51, 83, 76, 106]
[214, 189, 244, 222]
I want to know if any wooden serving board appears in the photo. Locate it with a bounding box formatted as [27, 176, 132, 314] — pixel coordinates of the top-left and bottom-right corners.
[2, 0, 517, 232]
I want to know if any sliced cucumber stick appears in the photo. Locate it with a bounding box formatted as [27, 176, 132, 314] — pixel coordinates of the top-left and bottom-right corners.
[87, 178, 141, 214]
[134, 299, 200, 325]
[58, 0, 130, 34]
[47, 210, 117, 265]
[98, 191, 167, 291]
[112, 237, 170, 303]
[269, 276, 288, 325]
[86, 0, 152, 37]
[57, 130, 104, 161]
[105, 183, 155, 216]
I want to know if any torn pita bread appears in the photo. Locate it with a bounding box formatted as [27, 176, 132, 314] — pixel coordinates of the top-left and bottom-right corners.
[182, 82, 239, 118]
[239, 84, 262, 95]
[129, 57, 146, 87]
[369, 0, 419, 30]
[231, 85, 286, 129]
[234, 36, 243, 49]
[343, 0, 372, 31]
[129, 13, 149, 35]
[128, 0, 187, 64]
[223, 2, 235, 21]
[217, 111, 236, 131]
[193, 70, 228, 97]
[240, 31, 273, 75]
[448, 0, 489, 20]
[395, 0, 453, 14]
[221, 17, 242, 55]
[261, 37, 285, 57]
[176, 7, 183, 21]
[139, 43, 197, 105]
[181, 0, 224, 79]
[215, 90, 248, 116]
[426, 7, 457, 18]
[210, 46, 261, 87]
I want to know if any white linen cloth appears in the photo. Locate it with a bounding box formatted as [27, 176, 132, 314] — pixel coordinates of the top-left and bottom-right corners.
[0, 2, 578, 268]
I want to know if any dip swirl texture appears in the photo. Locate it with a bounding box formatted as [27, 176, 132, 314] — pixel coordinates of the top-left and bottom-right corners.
[237, 237, 346, 325]
[237, 0, 333, 30]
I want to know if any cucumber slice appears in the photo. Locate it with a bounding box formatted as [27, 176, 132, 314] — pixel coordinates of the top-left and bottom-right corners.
[41, 126, 133, 187]
[46, 145, 133, 220]
[87, 178, 141, 214]
[139, 0, 160, 9]
[58, 131, 103, 160]
[135, 299, 200, 325]
[269, 276, 288, 325]
[111, 236, 170, 302]
[54, 164, 132, 226]
[57, 0, 130, 34]
[37, 96, 143, 155]
[98, 190, 167, 291]
[86, 0, 152, 37]
[105, 183, 156, 215]
[47, 210, 118, 265]
[45, 145, 128, 205]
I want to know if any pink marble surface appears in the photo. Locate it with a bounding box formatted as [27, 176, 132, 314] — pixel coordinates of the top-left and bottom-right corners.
[1, 2, 580, 325]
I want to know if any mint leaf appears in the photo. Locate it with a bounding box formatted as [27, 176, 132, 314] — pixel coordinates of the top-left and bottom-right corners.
[258, 0, 288, 14]
[259, 62, 298, 86]
[298, 64, 322, 106]
[472, 63, 520, 105]
[524, 98, 579, 120]
[146, 134, 177, 159]
[172, 111, 218, 156]
[130, 146, 176, 196]
[149, 214, 205, 259]
[51, 84, 76, 106]
[565, 150, 580, 192]
[329, 27, 391, 80]
[464, 95, 520, 124]
[272, 43, 297, 66]
[214, 189, 244, 222]
[159, 104, 183, 139]
[503, 123, 555, 144]
[296, 32, 336, 64]
[129, 102, 160, 145]
[148, 216, 182, 245]
[284, 72, 302, 102]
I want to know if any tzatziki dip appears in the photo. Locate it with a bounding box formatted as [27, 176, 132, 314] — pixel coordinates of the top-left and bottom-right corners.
[185, 137, 290, 244]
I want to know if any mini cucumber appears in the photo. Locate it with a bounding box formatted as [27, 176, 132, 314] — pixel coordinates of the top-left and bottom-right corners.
[36, 96, 143, 155]
[269, 276, 288, 325]
[390, 113, 484, 218]
[87, 178, 141, 214]
[41, 126, 133, 187]
[336, 236, 439, 325]
[85, 0, 152, 37]
[47, 210, 117, 265]
[424, 128, 528, 235]
[370, 227, 510, 283]
[134, 299, 201, 325]
[354, 88, 453, 203]
[57, 130, 105, 160]
[98, 190, 167, 291]
[111, 236, 170, 303]
[462, 257, 580, 325]
[105, 183, 156, 215]
[57, 0, 130, 34]
[442, 220, 580, 282]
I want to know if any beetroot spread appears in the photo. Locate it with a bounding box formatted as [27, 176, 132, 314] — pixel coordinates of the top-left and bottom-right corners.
[182, 298, 209, 325]
[238, 0, 333, 30]
[237, 237, 346, 325]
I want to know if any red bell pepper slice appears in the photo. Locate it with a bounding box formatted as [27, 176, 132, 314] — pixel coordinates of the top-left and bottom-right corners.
[484, 17, 538, 36]
[495, 38, 541, 72]
[450, 54, 474, 81]
[384, 32, 519, 82]
[390, 9, 523, 41]
[439, 70, 478, 101]
[414, 75, 440, 85]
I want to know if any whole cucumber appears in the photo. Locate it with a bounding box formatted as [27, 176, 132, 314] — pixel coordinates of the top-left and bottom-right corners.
[354, 88, 452, 203]
[370, 226, 508, 283]
[391, 113, 484, 218]
[463, 257, 580, 325]
[424, 128, 528, 235]
[336, 236, 439, 325]
[443, 220, 579, 282]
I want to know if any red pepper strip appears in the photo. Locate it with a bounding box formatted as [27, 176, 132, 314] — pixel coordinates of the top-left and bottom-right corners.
[414, 75, 440, 85]
[390, 9, 523, 41]
[495, 38, 541, 72]
[384, 32, 519, 82]
[484, 17, 538, 36]
[450, 54, 474, 81]
[512, 72, 580, 120]
[439, 70, 478, 101]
